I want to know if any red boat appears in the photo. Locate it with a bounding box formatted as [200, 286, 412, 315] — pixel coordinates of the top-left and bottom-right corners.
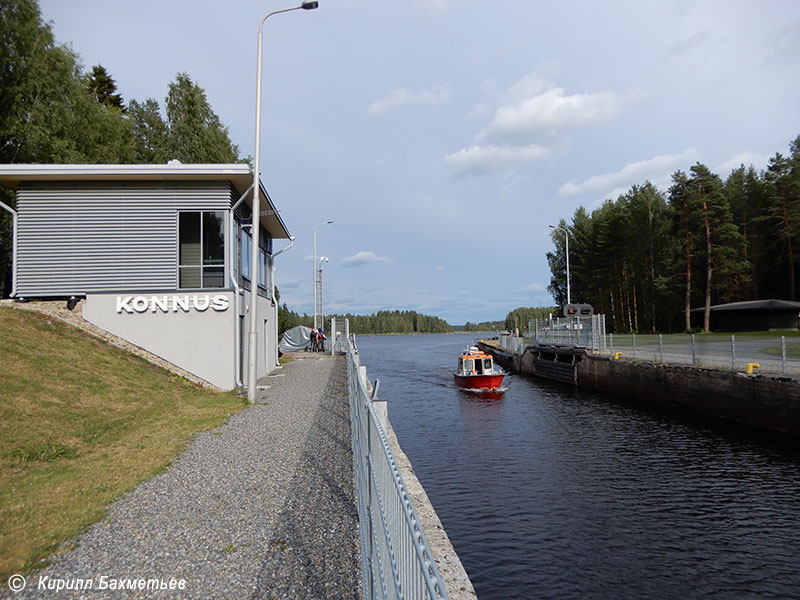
[454, 345, 504, 390]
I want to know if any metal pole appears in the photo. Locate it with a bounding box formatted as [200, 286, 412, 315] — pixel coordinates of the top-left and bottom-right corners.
[565, 229, 570, 305]
[691, 334, 696, 365]
[782, 335, 787, 376]
[659, 333, 663, 363]
[632, 333, 636, 358]
[313, 225, 317, 326]
[248, 2, 318, 403]
[0, 200, 17, 298]
[731, 334, 736, 370]
[312, 220, 332, 327]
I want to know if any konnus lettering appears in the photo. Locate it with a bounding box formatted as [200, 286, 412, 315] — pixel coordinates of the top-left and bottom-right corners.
[116, 294, 229, 314]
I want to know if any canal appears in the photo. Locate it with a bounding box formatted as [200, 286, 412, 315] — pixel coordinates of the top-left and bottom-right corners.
[355, 332, 800, 600]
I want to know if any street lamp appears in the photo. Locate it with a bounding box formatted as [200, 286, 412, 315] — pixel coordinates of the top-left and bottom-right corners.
[549, 224, 571, 306]
[248, 0, 318, 403]
[313, 219, 333, 327]
[317, 256, 329, 329]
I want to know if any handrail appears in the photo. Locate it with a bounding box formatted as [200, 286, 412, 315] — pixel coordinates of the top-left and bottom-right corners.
[342, 327, 448, 600]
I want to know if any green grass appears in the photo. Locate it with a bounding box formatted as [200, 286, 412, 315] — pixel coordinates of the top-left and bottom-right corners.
[0, 306, 247, 581]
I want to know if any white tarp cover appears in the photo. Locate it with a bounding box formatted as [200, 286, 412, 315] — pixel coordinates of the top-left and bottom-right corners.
[280, 325, 312, 353]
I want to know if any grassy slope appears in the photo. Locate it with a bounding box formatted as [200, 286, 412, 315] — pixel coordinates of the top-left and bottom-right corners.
[0, 307, 246, 580]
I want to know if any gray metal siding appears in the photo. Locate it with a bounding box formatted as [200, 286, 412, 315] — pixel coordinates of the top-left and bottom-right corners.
[16, 181, 235, 296]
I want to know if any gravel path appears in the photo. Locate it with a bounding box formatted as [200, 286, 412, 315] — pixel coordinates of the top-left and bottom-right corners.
[9, 354, 360, 599]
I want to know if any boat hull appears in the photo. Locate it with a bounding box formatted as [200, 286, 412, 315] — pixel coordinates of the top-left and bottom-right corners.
[453, 373, 504, 390]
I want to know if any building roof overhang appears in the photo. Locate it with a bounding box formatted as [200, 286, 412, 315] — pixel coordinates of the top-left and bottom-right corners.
[0, 163, 291, 239]
[689, 299, 800, 314]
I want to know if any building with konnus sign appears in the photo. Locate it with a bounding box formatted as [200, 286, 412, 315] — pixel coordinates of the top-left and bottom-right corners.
[0, 162, 293, 390]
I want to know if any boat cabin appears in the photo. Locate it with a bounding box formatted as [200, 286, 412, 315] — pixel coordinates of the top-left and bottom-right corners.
[457, 348, 495, 376]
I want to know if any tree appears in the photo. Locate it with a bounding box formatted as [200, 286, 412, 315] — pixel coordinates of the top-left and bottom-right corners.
[505, 307, 554, 333]
[762, 139, 800, 300]
[669, 164, 749, 331]
[127, 98, 169, 163]
[546, 219, 570, 309]
[724, 164, 770, 299]
[126, 73, 242, 164]
[85, 64, 123, 109]
[164, 73, 240, 163]
[0, 0, 136, 295]
[617, 182, 671, 332]
[668, 170, 698, 331]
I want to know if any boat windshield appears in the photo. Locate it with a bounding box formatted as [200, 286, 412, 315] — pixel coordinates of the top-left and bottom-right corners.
[483, 357, 492, 371]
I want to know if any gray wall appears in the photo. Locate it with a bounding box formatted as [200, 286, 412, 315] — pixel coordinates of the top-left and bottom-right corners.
[83, 291, 236, 390]
[15, 181, 235, 297]
[578, 355, 800, 435]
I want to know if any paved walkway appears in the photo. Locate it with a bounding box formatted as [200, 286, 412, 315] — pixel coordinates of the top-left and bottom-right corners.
[13, 354, 360, 599]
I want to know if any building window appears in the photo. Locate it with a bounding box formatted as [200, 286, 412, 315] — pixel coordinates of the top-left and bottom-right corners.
[179, 211, 225, 288]
[258, 247, 267, 289]
[241, 229, 252, 281]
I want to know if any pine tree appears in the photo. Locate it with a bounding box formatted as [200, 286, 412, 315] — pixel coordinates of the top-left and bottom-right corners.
[85, 64, 123, 109]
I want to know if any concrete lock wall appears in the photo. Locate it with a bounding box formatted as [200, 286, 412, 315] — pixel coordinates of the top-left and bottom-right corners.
[83, 291, 237, 390]
[578, 356, 800, 435]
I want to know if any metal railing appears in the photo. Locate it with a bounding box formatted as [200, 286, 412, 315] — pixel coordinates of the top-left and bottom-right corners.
[341, 326, 448, 600]
[528, 315, 607, 351]
[604, 332, 800, 377]
[502, 314, 800, 378]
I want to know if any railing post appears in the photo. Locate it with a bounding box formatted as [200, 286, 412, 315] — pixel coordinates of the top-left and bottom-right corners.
[659, 333, 663, 363]
[731, 334, 736, 370]
[691, 334, 697, 365]
[782, 336, 787, 376]
[632, 333, 637, 359]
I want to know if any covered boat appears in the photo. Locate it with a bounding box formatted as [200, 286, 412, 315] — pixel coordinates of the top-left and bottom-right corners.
[454, 345, 504, 390]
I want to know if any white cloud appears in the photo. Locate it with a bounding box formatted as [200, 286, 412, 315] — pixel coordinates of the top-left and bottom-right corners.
[445, 74, 643, 176]
[477, 87, 630, 145]
[715, 152, 771, 175]
[435, 265, 447, 271]
[341, 250, 389, 267]
[559, 148, 701, 197]
[367, 83, 452, 116]
[443, 143, 551, 175]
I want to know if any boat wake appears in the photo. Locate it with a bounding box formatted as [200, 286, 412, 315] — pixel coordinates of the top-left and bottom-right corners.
[455, 384, 508, 400]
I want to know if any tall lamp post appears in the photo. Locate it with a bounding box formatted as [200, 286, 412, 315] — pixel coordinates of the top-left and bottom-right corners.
[549, 224, 571, 306]
[313, 219, 333, 327]
[248, 0, 319, 403]
[317, 256, 329, 329]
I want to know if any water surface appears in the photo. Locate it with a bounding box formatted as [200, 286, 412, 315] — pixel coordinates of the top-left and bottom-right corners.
[355, 333, 800, 599]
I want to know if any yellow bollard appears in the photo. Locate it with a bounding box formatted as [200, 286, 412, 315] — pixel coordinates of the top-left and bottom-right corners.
[745, 362, 760, 374]
[614, 352, 624, 360]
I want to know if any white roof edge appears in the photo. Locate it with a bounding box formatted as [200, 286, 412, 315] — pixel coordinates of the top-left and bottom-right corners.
[0, 163, 252, 178]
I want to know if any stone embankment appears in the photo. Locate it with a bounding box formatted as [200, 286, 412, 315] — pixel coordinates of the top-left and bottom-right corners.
[480, 339, 800, 436]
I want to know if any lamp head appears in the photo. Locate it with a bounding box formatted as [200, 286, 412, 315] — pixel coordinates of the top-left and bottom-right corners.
[301, 1, 319, 9]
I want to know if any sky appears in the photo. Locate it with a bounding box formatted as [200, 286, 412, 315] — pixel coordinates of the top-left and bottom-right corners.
[38, 0, 800, 324]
